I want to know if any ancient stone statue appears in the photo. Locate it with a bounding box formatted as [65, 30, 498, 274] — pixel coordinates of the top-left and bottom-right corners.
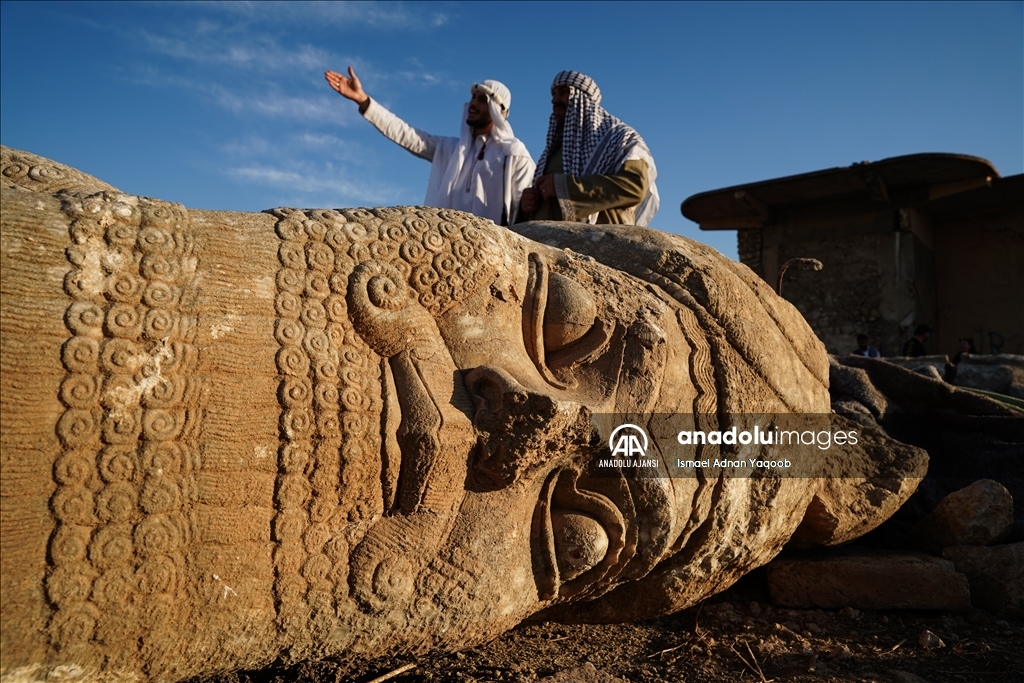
[0, 147, 926, 682]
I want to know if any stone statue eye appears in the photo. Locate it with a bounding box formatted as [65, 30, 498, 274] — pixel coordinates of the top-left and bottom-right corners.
[534, 468, 627, 600]
[524, 254, 610, 389]
[550, 509, 608, 581]
[542, 272, 596, 352]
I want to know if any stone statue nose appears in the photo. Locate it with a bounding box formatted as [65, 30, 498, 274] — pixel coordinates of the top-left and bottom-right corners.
[464, 365, 532, 421]
[464, 365, 592, 490]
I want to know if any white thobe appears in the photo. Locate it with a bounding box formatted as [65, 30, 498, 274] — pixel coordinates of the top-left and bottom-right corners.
[362, 99, 535, 226]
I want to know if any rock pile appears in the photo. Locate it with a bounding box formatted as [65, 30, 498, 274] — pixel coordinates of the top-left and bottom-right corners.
[765, 355, 1024, 617]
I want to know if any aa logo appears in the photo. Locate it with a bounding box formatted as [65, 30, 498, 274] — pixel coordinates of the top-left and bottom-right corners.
[608, 424, 649, 458]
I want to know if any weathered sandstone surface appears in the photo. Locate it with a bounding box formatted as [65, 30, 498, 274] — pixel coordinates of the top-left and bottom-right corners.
[1, 147, 926, 682]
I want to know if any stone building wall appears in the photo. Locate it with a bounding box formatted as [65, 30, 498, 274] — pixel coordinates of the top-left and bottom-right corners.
[745, 207, 919, 357]
[777, 231, 890, 355]
[737, 229, 763, 278]
[933, 203, 1024, 356]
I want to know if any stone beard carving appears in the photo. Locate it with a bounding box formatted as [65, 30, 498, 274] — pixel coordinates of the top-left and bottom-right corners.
[0, 147, 926, 682]
[1, 147, 120, 195]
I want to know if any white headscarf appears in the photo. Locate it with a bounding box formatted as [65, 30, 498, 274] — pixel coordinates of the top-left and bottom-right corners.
[535, 71, 660, 226]
[427, 80, 526, 210]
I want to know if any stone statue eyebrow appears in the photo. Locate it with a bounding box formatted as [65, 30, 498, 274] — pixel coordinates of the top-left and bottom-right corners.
[524, 252, 571, 389]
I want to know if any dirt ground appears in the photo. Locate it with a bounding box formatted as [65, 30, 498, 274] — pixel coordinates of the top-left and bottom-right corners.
[195, 571, 1024, 683]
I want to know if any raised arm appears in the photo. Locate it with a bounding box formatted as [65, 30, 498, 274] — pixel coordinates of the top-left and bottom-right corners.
[325, 66, 439, 161]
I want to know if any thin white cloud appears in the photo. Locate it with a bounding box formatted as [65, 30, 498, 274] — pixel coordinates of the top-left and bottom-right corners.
[218, 133, 376, 167]
[218, 136, 273, 158]
[214, 89, 343, 123]
[291, 133, 376, 164]
[227, 162, 405, 205]
[124, 22, 452, 123]
[135, 28, 450, 90]
[138, 29, 340, 73]
[119, 67, 356, 125]
[198, 1, 451, 31]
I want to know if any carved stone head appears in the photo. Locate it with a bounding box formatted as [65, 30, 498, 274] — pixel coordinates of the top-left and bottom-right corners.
[0, 147, 923, 682]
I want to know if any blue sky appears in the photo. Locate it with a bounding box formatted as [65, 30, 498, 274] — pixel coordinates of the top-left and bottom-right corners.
[2, 1, 1021, 260]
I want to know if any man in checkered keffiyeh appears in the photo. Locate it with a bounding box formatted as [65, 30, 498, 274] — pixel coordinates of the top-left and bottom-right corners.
[518, 71, 659, 226]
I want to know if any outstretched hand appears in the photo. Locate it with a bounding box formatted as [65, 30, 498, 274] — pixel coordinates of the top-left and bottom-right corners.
[326, 66, 370, 111]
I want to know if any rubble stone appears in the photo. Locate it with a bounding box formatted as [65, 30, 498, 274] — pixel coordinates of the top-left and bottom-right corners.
[917, 630, 945, 648]
[766, 552, 971, 610]
[956, 355, 1024, 399]
[942, 542, 1024, 615]
[538, 663, 626, 682]
[911, 479, 1013, 553]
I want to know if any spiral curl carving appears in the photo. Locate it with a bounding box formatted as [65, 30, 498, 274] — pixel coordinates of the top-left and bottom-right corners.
[299, 300, 328, 329]
[47, 568, 96, 609]
[54, 451, 95, 487]
[101, 408, 143, 445]
[140, 442, 182, 475]
[95, 482, 138, 524]
[275, 292, 302, 320]
[89, 526, 135, 570]
[143, 375, 185, 409]
[62, 337, 100, 373]
[51, 486, 96, 525]
[66, 302, 106, 337]
[59, 374, 102, 408]
[90, 566, 135, 608]
[142, 281, 179, 308]
[305, 272, 331, 300]
[143, 308, 177, 340]
[50, 525, 92, 565]
[98, 446, 138, 483]
[137, 227, 174, 255]
[280, 443, 312, 475]
[302, 329, 332, 360]
[50, 191, 201, 651]
[106, 272, 145, 304]
[136, 555, 180, 594]
[105, 304, 144, 338]
[275, 318, 305, 347]
[277, 268, 305, 294]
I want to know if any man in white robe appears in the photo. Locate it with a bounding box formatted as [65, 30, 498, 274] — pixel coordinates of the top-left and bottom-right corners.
[326, 67, 535, 226]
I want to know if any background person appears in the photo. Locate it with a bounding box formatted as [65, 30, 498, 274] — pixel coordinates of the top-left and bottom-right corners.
[902, 324, 931, 357]
[945, 337, 977, 383]
[853, 333, 881, 357]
